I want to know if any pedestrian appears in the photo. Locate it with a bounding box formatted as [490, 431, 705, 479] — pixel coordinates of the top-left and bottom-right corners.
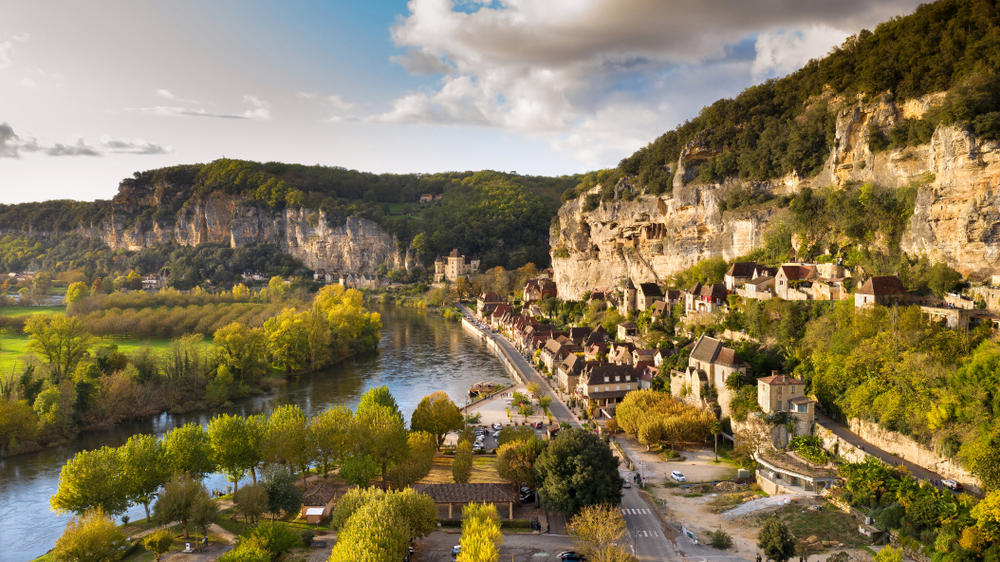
[546, 523, 550, 534]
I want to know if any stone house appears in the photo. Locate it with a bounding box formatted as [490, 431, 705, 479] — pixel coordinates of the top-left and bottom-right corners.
[617, 321, 639, 341]
[576, 363, 637, 415]
[523, 277, 557, 302]
[584, 341, 608, 361]
[671, 334, 747, 416]
[742, 275, 775, 300]
[638, 364, 658, 389]
[855, 275, 908, 308]
[725, 262, 760, 291]
[685, 282, 728, 314]
[775, 264, 816, 300]
[609, 344, 634, 366]
[476, 292, 504, 317]
[757, 372, 815, 436]
[566, 326, 593, 345]
[419, 193, 434, 203]
[556, 353, 584, 392]
[632, 348, 655, 365]
[637, 283, 662, 311]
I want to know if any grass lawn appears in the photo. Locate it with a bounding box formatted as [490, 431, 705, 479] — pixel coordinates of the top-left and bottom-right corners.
[755, 502, 869, 550]
[0, 305, 65, 317]
[418, 454, 503, 485]
[0, 332, 182, 377]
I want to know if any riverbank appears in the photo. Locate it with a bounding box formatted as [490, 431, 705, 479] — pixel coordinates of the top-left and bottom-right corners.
[0, 304, 513, 562]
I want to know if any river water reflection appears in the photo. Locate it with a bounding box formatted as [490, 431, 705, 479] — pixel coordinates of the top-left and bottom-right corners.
[0, 305, 510, 562]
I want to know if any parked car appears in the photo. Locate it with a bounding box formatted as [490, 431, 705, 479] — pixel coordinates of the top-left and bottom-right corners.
[623, 479, 631, 489]
[557, 551, 586, 561]
[533, 421, 544, 429]
[492, 422, 503, 430]
[671, 471, 686, 482]
[943, 479, 964, 492]
[519, 486, 535, 503]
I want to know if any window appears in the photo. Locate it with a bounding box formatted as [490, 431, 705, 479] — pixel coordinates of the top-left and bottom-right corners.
[605, 386, 610, 392]
[797, 403, 808, 413]
[615, 376, 620, 382]
[626, 375, 631, 381]
[626, 385, 631, 390]
[604, 377, 609, 383]
[776, 400, 782, 411]
[616, 385, 621, 391]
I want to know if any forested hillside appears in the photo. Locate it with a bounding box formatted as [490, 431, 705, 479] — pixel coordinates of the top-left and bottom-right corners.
[563, 0, 1000, 201]
[0, 162, 578, 271]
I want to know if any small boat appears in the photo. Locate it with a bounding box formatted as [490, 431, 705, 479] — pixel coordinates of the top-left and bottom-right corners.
[469, 381, 499, 396]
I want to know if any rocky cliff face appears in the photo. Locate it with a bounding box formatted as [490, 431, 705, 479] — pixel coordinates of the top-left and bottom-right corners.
[551, 93, 1000, 299]
[78, 181, 406, 273]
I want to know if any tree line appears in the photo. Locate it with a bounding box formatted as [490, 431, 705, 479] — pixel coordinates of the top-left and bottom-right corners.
[0, 284, 381, 454]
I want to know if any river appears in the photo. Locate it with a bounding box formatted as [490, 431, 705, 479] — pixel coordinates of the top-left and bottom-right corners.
[0, 305, 511, 562]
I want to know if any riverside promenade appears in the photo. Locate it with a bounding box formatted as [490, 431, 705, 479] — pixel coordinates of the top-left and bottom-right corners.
[457, 304, 581, 429]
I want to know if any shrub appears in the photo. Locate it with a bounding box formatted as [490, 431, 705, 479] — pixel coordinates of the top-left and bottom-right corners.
[244, 523, 300, 555]
[709, 528, 734, 550]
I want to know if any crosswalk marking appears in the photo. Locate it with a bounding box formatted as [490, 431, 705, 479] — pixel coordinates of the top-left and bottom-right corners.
[620, 508, 653, 515]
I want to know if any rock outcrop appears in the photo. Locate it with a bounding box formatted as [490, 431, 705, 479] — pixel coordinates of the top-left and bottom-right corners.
[551, 93, 1000, 299]
[73, 181, 406, 274]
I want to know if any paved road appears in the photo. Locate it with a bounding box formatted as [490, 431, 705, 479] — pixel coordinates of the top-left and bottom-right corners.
[619, 473, 675, 561]
[815, 413, 943, 482]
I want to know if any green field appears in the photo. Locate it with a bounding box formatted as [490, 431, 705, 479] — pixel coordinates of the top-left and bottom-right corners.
[0, 306, 65, 317]
[0, 333, 181, 377]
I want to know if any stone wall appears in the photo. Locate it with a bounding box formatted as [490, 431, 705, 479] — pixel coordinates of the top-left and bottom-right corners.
[847, 419, 980, 491]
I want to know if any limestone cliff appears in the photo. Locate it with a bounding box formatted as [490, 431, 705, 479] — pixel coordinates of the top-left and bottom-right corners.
[76, 179, 406, 274]
[551, 93, 1000, 299]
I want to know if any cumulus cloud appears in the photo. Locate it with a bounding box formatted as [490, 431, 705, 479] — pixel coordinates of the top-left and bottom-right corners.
[0, 32, 28, 70]
[382, 0, 924, 165]
[299, 92, 359, 122]
[131, 94, 271, 120]
[0, 122, 172, 158]
[100, 135, 174, 155]
[45, 139, 100, 157]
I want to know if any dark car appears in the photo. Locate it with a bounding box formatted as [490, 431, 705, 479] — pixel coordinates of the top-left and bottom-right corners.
[520, 486, 535, 503]
[557, 551, 586, 561]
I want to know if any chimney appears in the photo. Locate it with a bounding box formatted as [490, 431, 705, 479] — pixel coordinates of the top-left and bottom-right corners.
[772, 370, 779, 377]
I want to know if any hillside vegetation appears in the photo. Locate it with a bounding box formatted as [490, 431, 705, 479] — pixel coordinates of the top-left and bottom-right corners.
[0, 163, 580, 271]
[563, 0, 1000, 201]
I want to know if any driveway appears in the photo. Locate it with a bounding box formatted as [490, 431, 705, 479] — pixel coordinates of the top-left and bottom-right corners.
[413, 529, 575, 561]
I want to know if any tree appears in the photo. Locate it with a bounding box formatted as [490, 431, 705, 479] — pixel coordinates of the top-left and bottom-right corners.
[208, 414, 253, 493]
[637, 419, 664, 451]
[119, 434, 169, 522]
[538, 395, 552, 420]
[454, 277, 471, 299]
[497, 425, 536, 446]
[518, 403, 535, 423]
[213, 323, 268, 386]
[874, 546, 904, 562]
[52, 507, 129, 562]
[329, 488, 436, 562]
[142, 529, 174, 562]
[711, 420, 722, 461]
[261, 404, 309, 482]
[51, 446, 129, 516]
[453, 440, 473, 484]
[263, 308, 311, 372]
[458, 502, 503, 562]
[357, 403, 409, 489]
[190, 492, 219, 539]
[260, 465, 303, 522]
[356, 385, 403, 421]
[24, 314, 93, 382]
[569, 504, 636, 562]
[973, 491, 1000, 541]
[340, 454, 380, 488]
[233, 484, 268, 527]
[154, 473, 211, 539]
[411, 391, 464, 450]
[163, 423, 216, 480]
[66, 281, 88, 304]
[758, 516, 795, 562]
[496, 437, 546, 488]
[536, 428, 622, 515]
[308, 405, 353, 476]
[387, 431, 437, 488]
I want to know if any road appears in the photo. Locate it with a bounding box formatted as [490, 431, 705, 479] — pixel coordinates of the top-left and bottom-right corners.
[619, 474, 675, 561]
[458, 304, 580, 429]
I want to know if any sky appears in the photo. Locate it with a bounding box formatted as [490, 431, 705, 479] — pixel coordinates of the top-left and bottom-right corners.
[0, 0, 927, 204]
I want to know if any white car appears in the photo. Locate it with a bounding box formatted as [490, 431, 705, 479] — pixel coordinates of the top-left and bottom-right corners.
[670, 471, 686, 482]
[492, 423, 503, 430]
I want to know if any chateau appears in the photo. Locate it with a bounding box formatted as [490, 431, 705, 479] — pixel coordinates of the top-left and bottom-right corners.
[434, 249, 480, 283]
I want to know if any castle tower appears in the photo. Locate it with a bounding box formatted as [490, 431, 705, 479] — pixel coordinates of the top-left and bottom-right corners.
[434, 255, 445, 283]
[624, 278, 637, 314]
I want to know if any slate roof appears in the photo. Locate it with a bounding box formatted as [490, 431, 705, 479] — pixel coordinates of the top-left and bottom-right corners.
[747, 275, 774, 287]
[689, 334, 744, 367]
[778, 265, 816, 281]
[857, 275, 907, 296]
[412, 483, 518, 504]
[579, 363, 636, 385]
[726, 262, 759, 278]
[558, 353, 582, 374]
[638, 283, 662, 297]
[303, 480, 341, 506]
